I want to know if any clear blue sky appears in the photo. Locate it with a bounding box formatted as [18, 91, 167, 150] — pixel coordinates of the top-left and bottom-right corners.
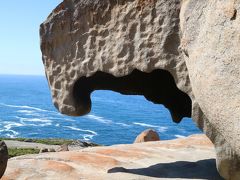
[0, 0, 62, 75]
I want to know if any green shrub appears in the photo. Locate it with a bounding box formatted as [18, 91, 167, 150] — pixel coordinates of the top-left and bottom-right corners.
[8, 148, 40, 158]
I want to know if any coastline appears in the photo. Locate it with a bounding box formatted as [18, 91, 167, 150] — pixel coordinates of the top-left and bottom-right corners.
[0, 138, 100, 158]
[2, 134, 205, 158]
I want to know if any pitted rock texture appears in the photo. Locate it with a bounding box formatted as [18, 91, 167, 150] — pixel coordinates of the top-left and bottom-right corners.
[2, 135, 223, 180]
[40, 0, 240, 179]
[0, 141, 8, 178]
[40, 0, 189, 119]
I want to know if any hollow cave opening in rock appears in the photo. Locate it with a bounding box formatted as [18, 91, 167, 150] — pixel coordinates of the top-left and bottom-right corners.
[73, 69, 192, 123]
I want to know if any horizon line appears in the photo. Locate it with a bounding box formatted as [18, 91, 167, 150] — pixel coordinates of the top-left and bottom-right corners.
[0, 73, 45, 77]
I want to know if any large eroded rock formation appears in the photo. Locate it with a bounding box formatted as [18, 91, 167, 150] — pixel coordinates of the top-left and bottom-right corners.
[40, 0, 240, 179]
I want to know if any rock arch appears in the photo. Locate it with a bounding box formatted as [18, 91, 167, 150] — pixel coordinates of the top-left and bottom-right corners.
[72, 69, 192, 123]
[40, 0, 240, 179]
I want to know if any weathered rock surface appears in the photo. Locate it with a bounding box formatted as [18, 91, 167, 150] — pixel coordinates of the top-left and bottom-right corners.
[0, 141, 8, 178]
[2, 135, 223, 180]
[180, 1, 240, 179]
[134, 129, 160, 143]
[57, 144, 69, 152]
[4, 140, 60, 151]
[40, 0, 240, 179]
[39, 148, 49, 153]
[40, 0, 190, 122]
[4, 140, 93, 152]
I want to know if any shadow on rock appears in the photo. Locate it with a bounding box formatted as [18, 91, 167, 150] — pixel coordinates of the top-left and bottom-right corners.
[108, 159, 223, 179]
[0, 141, 8, 178]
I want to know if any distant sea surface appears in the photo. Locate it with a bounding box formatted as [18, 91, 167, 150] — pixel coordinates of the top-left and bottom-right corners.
[0, 75, 201, 145]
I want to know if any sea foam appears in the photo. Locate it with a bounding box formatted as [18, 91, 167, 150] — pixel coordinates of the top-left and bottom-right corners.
[175, 135, 186, 138]
[83, 134, 95, 141]
[20, 117, 52, 123]
[86, 114, 112, 124]
[0, 103, 54, 113]
[1, 122, 23, 138]
[133, 122, 159, 128]
[133, 122, 168, 133]
[63, 126, 97, 135]
[115, 122, 131, 127]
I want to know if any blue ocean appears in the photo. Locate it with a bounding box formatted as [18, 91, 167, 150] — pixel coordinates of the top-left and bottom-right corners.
[0, 75, 201, 145]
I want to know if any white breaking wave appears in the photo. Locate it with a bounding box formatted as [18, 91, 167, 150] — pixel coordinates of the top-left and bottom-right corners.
[62, 118, 76, 122]
[157, 127, 168, 133]
[115, 122, 131, 127]
[5, 132, 18, 138]
[3, 122, 24, 130]
[63, 126, 97, 135]
[133, 122, 168, 133]
[6, 130, 19, 135]
[0, 122, 22, 138]
[19, 123, 52, 127]
[20, 117, 52, 123]
[83, 134, 95, 141]
[0, 103, 54, 113]
[133, 122, 159, 128]
[17, 117, 52, 127]
[175, 135, 186, 138]
[17, 110, 35, 114]
[17, 110, 41, 116]
[86, 114, 112, 124]
[63, 126, 82, 131]
[38, 123, 52, 127]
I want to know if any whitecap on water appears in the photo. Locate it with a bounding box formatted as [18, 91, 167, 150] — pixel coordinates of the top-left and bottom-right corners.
[0, 103, 55, 113]
[63, 126, 97, 135]
[133, 122, 159, 128]
[17, 117, 52, 127]
[5, 132, 18, 138]
[17, 110, 41, 116]
[3, 122, 24, 130]
[115, 122, 131, 127]
[157, 127, 168, 133]
[0, 122, 22, 138]
[83, 134, 95, 141]
[20, 117, 52, 123]
[86, 114, 112, 124]
[62, 118, 76, 122]
[63, 126, 97, 141]
[38, 123, 52, 127]
[175, 135, 186, 138]
[133, 122, 168, 133]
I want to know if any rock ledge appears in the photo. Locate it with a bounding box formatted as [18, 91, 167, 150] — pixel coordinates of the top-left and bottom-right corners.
[2, 135, 223, 180]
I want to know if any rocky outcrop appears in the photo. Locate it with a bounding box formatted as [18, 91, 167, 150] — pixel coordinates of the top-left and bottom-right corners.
[39, 148, 49, 153]
[40, 0, 240, 179]
[2, 135, 223, 179]
[0, 141, 8, 178]
[134, 129, 160, 143]
[40, 0, 190, 122]
[57, 144, 69, 152]
[180, 1, 240, 179]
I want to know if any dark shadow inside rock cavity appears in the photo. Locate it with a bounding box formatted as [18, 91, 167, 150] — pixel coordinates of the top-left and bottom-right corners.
[73, 69, 192, 123]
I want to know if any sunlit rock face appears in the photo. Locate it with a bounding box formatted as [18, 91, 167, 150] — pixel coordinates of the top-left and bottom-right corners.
[134, 129, 160, 143]
[180, 1, 240, 179]
[40, 0, 190, 119]
[40, 0, 240, 179]
[2, 135, 223, 180]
